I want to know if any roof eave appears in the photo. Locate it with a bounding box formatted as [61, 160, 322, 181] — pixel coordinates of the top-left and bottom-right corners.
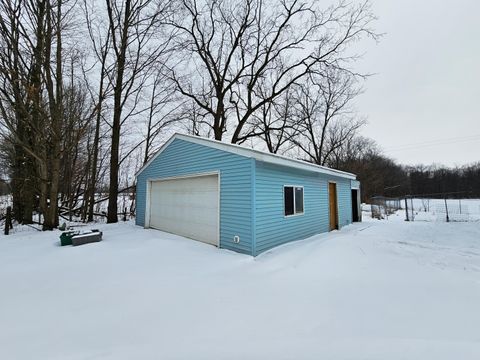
[135, 133, 357, 180]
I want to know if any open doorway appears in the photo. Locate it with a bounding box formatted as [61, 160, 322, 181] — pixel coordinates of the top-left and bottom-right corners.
[351, 189, 360, 222]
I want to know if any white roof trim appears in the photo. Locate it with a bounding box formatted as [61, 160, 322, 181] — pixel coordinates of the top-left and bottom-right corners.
[136, 133, 357, 180]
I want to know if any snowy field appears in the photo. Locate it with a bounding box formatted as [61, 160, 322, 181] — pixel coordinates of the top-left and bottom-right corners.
[1, 214, 480, 359]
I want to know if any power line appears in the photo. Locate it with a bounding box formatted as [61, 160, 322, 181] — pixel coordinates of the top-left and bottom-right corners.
[385, 134, 480, 150]
[384, 134, 480, 152]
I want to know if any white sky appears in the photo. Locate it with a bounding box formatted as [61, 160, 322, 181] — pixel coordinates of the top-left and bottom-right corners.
[354, 0, 480, 167]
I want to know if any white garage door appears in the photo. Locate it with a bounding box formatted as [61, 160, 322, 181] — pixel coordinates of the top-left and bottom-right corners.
[148, 174, 219, 246]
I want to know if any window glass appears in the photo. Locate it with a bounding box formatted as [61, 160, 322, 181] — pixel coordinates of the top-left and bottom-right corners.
[284, 187, 294, 216]
[295, 187, 304, 213]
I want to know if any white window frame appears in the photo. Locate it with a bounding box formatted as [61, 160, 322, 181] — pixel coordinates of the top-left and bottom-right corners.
[283, 185, 304, 217]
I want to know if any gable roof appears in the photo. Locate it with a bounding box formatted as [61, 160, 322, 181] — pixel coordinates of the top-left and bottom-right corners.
[136, 133, 356, 180]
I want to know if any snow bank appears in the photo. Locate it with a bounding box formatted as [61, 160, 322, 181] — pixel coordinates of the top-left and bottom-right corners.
[1, 217, 479, 359]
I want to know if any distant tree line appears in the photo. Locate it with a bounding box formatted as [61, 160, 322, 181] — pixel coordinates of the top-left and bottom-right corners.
[405, 163, 480, 198]
[335, 143, 480, 201]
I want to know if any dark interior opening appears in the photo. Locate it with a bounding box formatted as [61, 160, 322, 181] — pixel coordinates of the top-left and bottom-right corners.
[351, 189, 359, 222]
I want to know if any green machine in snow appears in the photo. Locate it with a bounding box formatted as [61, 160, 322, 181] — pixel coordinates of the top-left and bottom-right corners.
[60, 230, 102, 246]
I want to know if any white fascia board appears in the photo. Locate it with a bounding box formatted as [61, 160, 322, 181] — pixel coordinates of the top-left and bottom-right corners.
[136, 133, 357, 180]
[175, 134, 357, 180]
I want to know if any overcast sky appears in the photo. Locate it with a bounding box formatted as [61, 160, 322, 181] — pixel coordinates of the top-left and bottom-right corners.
[354, 0, 479, 167]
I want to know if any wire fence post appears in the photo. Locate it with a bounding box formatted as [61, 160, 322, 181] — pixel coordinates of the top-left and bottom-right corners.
[405, 196, 410, 221]
[444, 198, 450, 222]
[410, 197, 415, 221]
[4, 206, 12, 235]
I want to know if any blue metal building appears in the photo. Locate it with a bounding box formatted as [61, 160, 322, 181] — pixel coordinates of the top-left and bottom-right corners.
[136, 133, 361, 256]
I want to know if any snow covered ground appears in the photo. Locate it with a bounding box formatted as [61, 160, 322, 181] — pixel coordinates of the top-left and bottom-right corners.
[1, 213, 480, 359]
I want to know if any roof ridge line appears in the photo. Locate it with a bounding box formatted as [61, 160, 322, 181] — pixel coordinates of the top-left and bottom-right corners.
[136, 133, 357, 180]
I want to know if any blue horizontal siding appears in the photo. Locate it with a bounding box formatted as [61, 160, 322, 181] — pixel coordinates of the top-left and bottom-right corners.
[351, 180, 360, 189]
[137, 137, 355, 256]
[254, 161, 353, 255]
[337, 178, 353, 228]
[136, 138, 253, 255]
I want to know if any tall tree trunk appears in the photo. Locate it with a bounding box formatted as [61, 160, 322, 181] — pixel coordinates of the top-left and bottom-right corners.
[31, 0, 48, 226]
[22, 164, 34, 224]
[50, 0, 62, 228]
[87, 36, 109, 222]
[42, 0, 62, 230]
[106, 0, 131, 223]
[87, 101, 102, 222]
[12, 138, 34, 224]
[107, 114, 120, 223]
[144, 76, 158, 164]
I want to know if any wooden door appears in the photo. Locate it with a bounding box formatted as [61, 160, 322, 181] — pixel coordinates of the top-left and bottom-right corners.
[329, 183, 338, 231]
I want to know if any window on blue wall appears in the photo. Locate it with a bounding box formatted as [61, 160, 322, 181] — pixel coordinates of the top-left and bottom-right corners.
[284, 186, 304, 216]
[295, 187, 304, 213]
[284, 187, 294, 215]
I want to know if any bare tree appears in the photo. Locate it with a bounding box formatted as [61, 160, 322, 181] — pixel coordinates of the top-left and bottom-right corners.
[95, 0, 175, 223]
[0, 0, 45, 224]
[291, 69, 365, 165]
[59, 66, 93, 220]
[82, 0, 114, 222]
[143, 70, 179, 164]
[169, 0, 377, 143]
[0, 0, 98, 229]
[0, 0, 77, 228]
[244, 87, 299, 154]
[329, 135, 379, 168]
[0, 0, 379, 228]
[41, 0, 65, 229]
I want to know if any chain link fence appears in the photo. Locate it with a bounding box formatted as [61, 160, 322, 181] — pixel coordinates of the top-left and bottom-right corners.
[404, 197, 480, 222]
[369, 194, 480, 222]
[370, 196, 403, 220]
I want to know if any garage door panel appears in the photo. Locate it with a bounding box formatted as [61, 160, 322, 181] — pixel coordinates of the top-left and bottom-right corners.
[153, 218, 217, 242]
[152, 209, 217, 226]
[149, 174, 219, 246]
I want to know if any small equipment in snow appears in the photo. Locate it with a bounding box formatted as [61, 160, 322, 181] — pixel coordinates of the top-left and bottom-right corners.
[60, 229, 102, 246]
